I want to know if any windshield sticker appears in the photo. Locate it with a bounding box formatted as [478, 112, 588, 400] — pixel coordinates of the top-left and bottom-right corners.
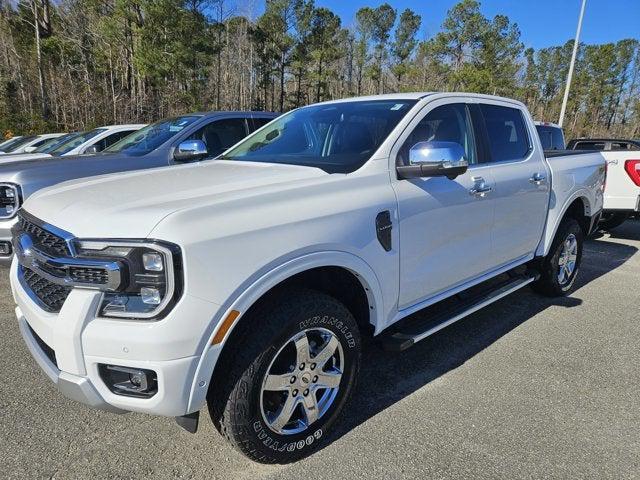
[390, 104, 404, 111]
[169, 126, 185, 132]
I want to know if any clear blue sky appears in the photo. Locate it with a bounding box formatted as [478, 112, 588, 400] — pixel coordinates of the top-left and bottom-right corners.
[240, 0, 640, 50]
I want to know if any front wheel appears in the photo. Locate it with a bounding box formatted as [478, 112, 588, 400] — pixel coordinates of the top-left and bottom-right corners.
[533, 217, 584, 297]
[208, 289, 361, 464]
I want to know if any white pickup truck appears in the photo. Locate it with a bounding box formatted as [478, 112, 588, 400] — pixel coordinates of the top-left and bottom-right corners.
[10, 93, 605, 463]
[567, 138, 640, 229]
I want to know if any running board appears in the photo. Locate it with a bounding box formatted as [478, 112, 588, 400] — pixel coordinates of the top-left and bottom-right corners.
[381, 273, 538, 352]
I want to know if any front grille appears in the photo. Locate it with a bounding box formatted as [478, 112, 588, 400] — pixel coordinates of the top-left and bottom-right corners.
[27, 323, 58, 368]
[17, 214, 70, 257]
[69, 266, 109, 285]
[22, 267, 72, 312]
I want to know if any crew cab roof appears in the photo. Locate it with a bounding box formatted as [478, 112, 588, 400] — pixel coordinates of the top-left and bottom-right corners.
[311, 92, 528, 107]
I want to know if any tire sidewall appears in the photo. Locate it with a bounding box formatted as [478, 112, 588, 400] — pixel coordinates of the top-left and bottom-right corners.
[550, 220, 584, 293]
[232, 297, 361, 462]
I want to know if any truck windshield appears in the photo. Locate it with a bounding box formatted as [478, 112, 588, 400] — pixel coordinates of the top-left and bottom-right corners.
[220, 100, 417, 173]
[49, 129, 106, 156]
[104, 116, 201, 156]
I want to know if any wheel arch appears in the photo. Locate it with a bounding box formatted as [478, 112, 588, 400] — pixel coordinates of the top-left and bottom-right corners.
[185, 251, 385, 413]
[538, 192, 592, 257]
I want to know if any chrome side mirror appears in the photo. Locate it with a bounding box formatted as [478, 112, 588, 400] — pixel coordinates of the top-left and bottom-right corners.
[173, 140, 208, 162]
[23, 146, 37, 153]
[398, 141, 469, 180]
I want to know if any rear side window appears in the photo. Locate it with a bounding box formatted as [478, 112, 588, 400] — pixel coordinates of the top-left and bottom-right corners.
[575, 141, 605, 151]
[480, 104, 531, 162]
[536, 125, 565, 150]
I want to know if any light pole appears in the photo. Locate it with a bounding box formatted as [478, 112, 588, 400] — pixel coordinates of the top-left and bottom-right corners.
[558, 0, 587, 128]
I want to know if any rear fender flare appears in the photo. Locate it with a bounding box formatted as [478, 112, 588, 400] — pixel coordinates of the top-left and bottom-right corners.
[538, 190, 592, 257]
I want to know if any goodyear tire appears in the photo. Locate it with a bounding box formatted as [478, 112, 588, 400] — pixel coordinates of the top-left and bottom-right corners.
[208, 289, 361, 464]
[533, 218, 584, 297]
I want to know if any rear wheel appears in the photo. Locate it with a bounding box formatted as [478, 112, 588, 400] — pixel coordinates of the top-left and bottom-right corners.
[599, 212, 629, 231]
[533, 218, 584, 297]
[208, 289, 361, 464]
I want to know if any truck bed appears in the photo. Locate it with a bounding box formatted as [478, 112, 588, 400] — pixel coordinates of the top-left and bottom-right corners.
[537, 149, 606, 256]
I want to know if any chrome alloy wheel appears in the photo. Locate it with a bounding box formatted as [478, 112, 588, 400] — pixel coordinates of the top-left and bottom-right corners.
[557, 233, 578, 285]
[260, 328, 344, 435]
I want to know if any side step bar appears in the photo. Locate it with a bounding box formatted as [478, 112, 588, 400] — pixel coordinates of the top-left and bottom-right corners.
[381, 273, 538, 352]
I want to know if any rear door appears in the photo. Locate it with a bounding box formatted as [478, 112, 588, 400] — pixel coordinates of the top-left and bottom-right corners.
[393, 100, 495, 308]
[477, 102, 550, 267]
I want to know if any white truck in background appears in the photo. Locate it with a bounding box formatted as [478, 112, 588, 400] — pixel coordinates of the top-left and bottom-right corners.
[11, 93, 605, 464]
[567, 138, 640, 229]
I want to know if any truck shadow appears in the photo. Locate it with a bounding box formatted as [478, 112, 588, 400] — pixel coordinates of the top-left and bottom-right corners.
[323, 229, 638, 451]
[600, 218, 640, 242]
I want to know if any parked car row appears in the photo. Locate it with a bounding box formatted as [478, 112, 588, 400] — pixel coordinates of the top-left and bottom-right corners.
[0, 125, 146, 164]
[6, 92, 614, 464]
[0, 112, 277, 260]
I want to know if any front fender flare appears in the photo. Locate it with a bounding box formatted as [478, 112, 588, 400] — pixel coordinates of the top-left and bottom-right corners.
[185, 250, 385, 414]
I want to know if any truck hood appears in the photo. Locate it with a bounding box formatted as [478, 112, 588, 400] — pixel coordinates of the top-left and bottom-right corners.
[24, 160, 327, 238]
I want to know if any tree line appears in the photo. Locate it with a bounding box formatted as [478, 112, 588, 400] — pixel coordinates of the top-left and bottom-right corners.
[0, 0, 638, 140]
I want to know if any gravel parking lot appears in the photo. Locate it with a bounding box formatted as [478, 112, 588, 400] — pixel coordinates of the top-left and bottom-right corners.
[1, 220, 639, 480]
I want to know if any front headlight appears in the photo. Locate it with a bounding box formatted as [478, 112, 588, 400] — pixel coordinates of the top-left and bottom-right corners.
[76, 240, 183, 319]
[0, 183, 21, 219]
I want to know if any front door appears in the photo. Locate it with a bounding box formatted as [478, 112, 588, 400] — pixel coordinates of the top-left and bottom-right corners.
[392, 101, 495, 309]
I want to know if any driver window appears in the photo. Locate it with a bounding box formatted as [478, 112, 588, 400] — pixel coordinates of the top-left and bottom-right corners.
[398, 103, 476, 165]
[188, 118, 248, 157]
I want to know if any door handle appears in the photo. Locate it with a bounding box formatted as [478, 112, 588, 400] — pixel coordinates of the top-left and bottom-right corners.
[469, 185, 493, 197]
[469, 177, 493, 197]
[529, 173, 546, 185]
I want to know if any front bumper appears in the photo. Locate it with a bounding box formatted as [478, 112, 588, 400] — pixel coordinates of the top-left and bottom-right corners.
[17, 314, 122, 412]
[11, 259, 221, 417]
